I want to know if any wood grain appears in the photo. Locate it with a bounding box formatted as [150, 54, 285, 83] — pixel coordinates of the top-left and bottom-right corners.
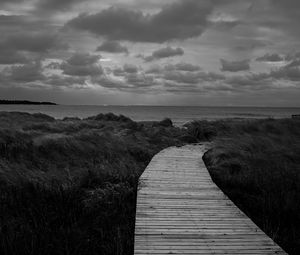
[134, 145, 287, 255]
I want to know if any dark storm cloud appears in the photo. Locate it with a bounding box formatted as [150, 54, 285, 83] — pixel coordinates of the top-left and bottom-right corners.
[248, 0, 300, 40]
[139, 46, 184, 62]
[6, 61, 45, 83]
[165, 63, 201, 72]
[96, 41, 128, 54]
[285, 52, 300, 61]
[36, 0, 81, 11]
[285, 59, 300, 68]
[0, 50, 28, 64]
[112, 63, 139, 77]
[0, 15, 27, 26]
[210, 20, 241, 31]
[113, 67, 125, 77]
[65, 52, 100, 66]
[256, 53, 284, 62]
[270, 65, 300, 82]
[0, 32, 68, 53]
[145, 65, 163, 74]
[92, 76, 130, 89]
[272, 0, 300, 19]
[45, 75, 87, 88]
[66, 0, 213, 42]
[61, 53, 103, 76]
[123, 64, 138, 74]
[225, 62, 300, 89]
[125, 73, 156, 87]
[0, 0, 24, 5]
[93, 74, 156, 91]
[220, 59, 250, 72]
[145, 62, 201, 74]
[225, 73, 271, 90]
[163, 70, 225, 84]
[233, 39, 269, 52]
[151, 47, 181, 59]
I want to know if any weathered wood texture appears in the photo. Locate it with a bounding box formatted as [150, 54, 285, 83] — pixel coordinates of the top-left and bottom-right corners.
[134, 145, 287, 254]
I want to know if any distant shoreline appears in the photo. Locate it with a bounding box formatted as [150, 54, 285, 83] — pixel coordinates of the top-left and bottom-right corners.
[0, 100, 57, 105]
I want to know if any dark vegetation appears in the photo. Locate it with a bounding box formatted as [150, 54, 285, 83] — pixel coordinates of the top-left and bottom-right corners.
[187, 118, 300, 255]
[1, 112, 299, 254]
[0, 100, 57, 105]
[0, 112, 188, 255]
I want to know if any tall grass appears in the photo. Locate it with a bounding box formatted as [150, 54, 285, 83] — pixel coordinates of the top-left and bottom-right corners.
[0, 112, 187, 255]
[199, 118, 300, 254]
[1, 112, 299, 254]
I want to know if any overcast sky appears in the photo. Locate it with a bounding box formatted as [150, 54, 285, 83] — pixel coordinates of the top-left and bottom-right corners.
[0, 0, 300, 106]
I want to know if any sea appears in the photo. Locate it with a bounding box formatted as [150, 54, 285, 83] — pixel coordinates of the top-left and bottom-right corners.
[0, 105, 299, 126]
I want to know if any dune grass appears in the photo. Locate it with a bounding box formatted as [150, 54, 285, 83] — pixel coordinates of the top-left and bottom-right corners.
[195, 118, 300, 254]
[1, 112, 299, 254]
[0, 112, 187, 255]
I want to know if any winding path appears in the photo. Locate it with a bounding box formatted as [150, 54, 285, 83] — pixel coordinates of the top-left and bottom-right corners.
[134, 145, 287, 254]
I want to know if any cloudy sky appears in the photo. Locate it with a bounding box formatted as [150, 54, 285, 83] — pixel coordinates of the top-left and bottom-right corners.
[0, 0, 300, 106]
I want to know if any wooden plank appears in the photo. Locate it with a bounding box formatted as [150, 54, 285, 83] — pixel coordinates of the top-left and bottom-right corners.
[134, 145, 287, 254]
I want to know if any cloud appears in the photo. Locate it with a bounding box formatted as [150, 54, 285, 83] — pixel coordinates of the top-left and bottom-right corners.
[256, 53, 284, 62]
[92, 76, 129, 90]
[0, 32, 68, 53]
[46, 61, 61, 69]
[35, 0, 81, 12]
[225, 63, 300, 89]
[220, 59, 250, 72]
[5, 61, 45, 83]
[146, 62, 201, 74]
[125, 73, 156, 88]
[225, 73, 272, 90]
[0, 0, 24, 5]
[270, 66, 300, 81]
[0, 15, 26, 26]
[208, 12, 241, 31]
[93, 73, 157, 91]
[163, 70, 225, 84]
[145, 65, 163, 74]
[0, 50, 28, 64]
[165, 62, 201, 72]
[285, 52, 300, 61]
[139, 46, 184, 62]
[96, 41, 128, 54]
[285, 59, 300, 68]
[123, 64, 138, 73]
[66, 52, 100, 66]
[66, 0, 213, 42]
[45, 75, 87, 88]
[112, 64, 138, 77]
[61, 52, 103, 76]
[233, 39, 269, 52]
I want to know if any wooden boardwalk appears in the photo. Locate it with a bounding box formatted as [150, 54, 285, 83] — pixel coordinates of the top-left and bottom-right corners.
[134, 145, 287, 254]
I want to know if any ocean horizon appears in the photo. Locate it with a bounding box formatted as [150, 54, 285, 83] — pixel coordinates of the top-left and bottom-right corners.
[0, 105, 299, 125]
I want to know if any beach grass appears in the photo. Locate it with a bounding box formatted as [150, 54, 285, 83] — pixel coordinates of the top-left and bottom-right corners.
[0, 112, 186, 255]
[0, 112, 299, 254]
[197, 118, 300, 254]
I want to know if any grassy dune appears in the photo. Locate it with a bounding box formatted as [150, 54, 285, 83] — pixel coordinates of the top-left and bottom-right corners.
[0, 112, 188, 255]
[0, 112, 299, 254]
[190, 118, 300, 254]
